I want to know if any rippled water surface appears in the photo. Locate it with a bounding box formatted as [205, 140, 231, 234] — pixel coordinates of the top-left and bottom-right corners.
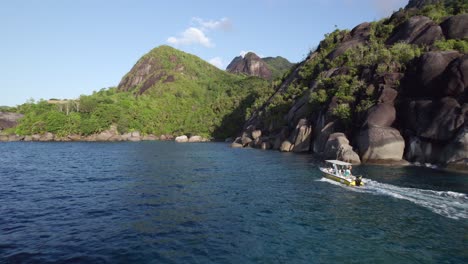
[1, 142, 467, 263]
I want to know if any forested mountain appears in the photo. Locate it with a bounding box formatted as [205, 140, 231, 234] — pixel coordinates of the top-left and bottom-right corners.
[1, 46, 272, 139]
[232, 0, 468, 171]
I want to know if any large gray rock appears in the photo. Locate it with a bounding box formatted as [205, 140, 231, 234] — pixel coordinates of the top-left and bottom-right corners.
[231, 142, 244, 148]
[226, 52, 272, 80]
[131, 131, 141, 138]
[142, 134, 159, 141]
[272, 127, 289, 150]
[440, 127, 468, 171]
[365, 103, 396, 127]
[117, 53, 177, 95]
[357, 126, 405, 162]
[386, 16, 443, 46]
[188, 135, 207, 142]
[250, 138, 263, 149]
[337, 145, 361, 164]
[405, 136, 444, 164]
[291, 119, 312, 153]
[251, 130, 262, 140]
[287, 92, 312, 128]
[324, 133, 348, 158]
[327, 22, 371, 60]
[39, 132, 55, 142]
[406, 98, 464, 141]
[175, 135, 188, 143]
[85, 134, 97, 141]
[272, 137, 282, 150]
[68, 134, 82, 141]
[323, 133, 361, 164]
[96, 131, 114, 141]
[378, 88, 398, 104]
[109, 135, 124, 142]
[8, 135, 23, 141]
[280, 140, 293, 152]
[127, 131, 141, 142]
[404, 51, 461, 97]
[0, 112, 24, 130]
[55, 136, 70, 142]
[440, 14, 468, 40]
[231, 137, 243, 148]
[241, 136, 253, 146]
[440, 55, 468, 97]
[313, 120, 337, 154]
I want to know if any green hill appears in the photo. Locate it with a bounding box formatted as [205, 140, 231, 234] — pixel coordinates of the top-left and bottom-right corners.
[10, 46, 273, 139]
[263, 56, 295, 80]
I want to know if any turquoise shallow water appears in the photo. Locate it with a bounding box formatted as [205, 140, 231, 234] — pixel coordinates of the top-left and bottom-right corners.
[0, 142, 467, 263]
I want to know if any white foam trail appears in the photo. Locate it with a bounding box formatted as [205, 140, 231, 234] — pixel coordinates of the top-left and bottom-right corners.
[317, 178, 468, 220]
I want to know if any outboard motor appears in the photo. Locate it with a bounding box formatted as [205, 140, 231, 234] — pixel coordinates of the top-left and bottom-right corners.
[355, 176, 362, 186]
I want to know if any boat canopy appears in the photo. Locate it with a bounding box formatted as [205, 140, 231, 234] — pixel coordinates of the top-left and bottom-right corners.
[325, 160, 352, 166]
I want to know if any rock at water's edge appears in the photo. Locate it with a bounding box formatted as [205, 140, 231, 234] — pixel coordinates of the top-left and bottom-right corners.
[175, 135, 189, 143]
[357, 126, 405, 162]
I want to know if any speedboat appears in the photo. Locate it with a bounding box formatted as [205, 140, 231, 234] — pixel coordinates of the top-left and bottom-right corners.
[319, 160, 364, 187]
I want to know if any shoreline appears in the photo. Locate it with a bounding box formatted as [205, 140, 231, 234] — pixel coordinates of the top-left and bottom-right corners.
[0, 132, 211, 143]
[2, 132, 467, 174]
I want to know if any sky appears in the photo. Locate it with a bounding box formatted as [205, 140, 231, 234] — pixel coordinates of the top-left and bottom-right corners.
[0, 0, 408, 106]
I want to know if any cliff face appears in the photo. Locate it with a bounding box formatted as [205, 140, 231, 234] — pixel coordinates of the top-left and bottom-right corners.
[117, 45, 225, 95]
[226, 52, 273, 80]
[233, 2, 468, 171]
[0, 112, 24, 131]
[226, 53, 294, 80]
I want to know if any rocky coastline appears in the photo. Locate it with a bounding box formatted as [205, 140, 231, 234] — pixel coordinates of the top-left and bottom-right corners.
[230, 5, 468, 173]
[0, 125, 209, 143]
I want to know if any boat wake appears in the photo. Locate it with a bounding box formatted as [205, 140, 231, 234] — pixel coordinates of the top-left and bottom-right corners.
[318, 178, 468, 220]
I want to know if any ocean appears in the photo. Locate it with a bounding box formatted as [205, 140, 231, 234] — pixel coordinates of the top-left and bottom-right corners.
[1, 142, 467, 263]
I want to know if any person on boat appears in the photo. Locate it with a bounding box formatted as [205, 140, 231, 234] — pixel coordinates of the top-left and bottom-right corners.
[344, 165, 352, 177]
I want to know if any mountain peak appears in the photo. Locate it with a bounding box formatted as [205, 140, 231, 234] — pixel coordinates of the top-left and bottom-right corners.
[226, 52, 294, 80]
[243, 52, 260, 59]
[117, 45, 226, 94]
[226, 52, 272, 80]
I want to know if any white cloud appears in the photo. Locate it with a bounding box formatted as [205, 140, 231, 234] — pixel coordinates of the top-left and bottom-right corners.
[167, 27, 213, 48]
[192, 17, 232, 32]
[208, 57, 223, 68]
[167, 17, 231, 48]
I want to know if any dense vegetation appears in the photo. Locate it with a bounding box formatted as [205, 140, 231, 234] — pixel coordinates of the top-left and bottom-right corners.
[6, 46, 273, 139]
[263, 56, 295, 80]
[249, 1, 467, 132]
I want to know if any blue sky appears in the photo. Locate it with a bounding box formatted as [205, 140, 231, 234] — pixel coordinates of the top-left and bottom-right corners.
[0, 0, 407, 106]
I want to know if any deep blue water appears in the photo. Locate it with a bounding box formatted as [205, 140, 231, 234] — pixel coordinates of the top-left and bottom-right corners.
[0, 142, 467, 264]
